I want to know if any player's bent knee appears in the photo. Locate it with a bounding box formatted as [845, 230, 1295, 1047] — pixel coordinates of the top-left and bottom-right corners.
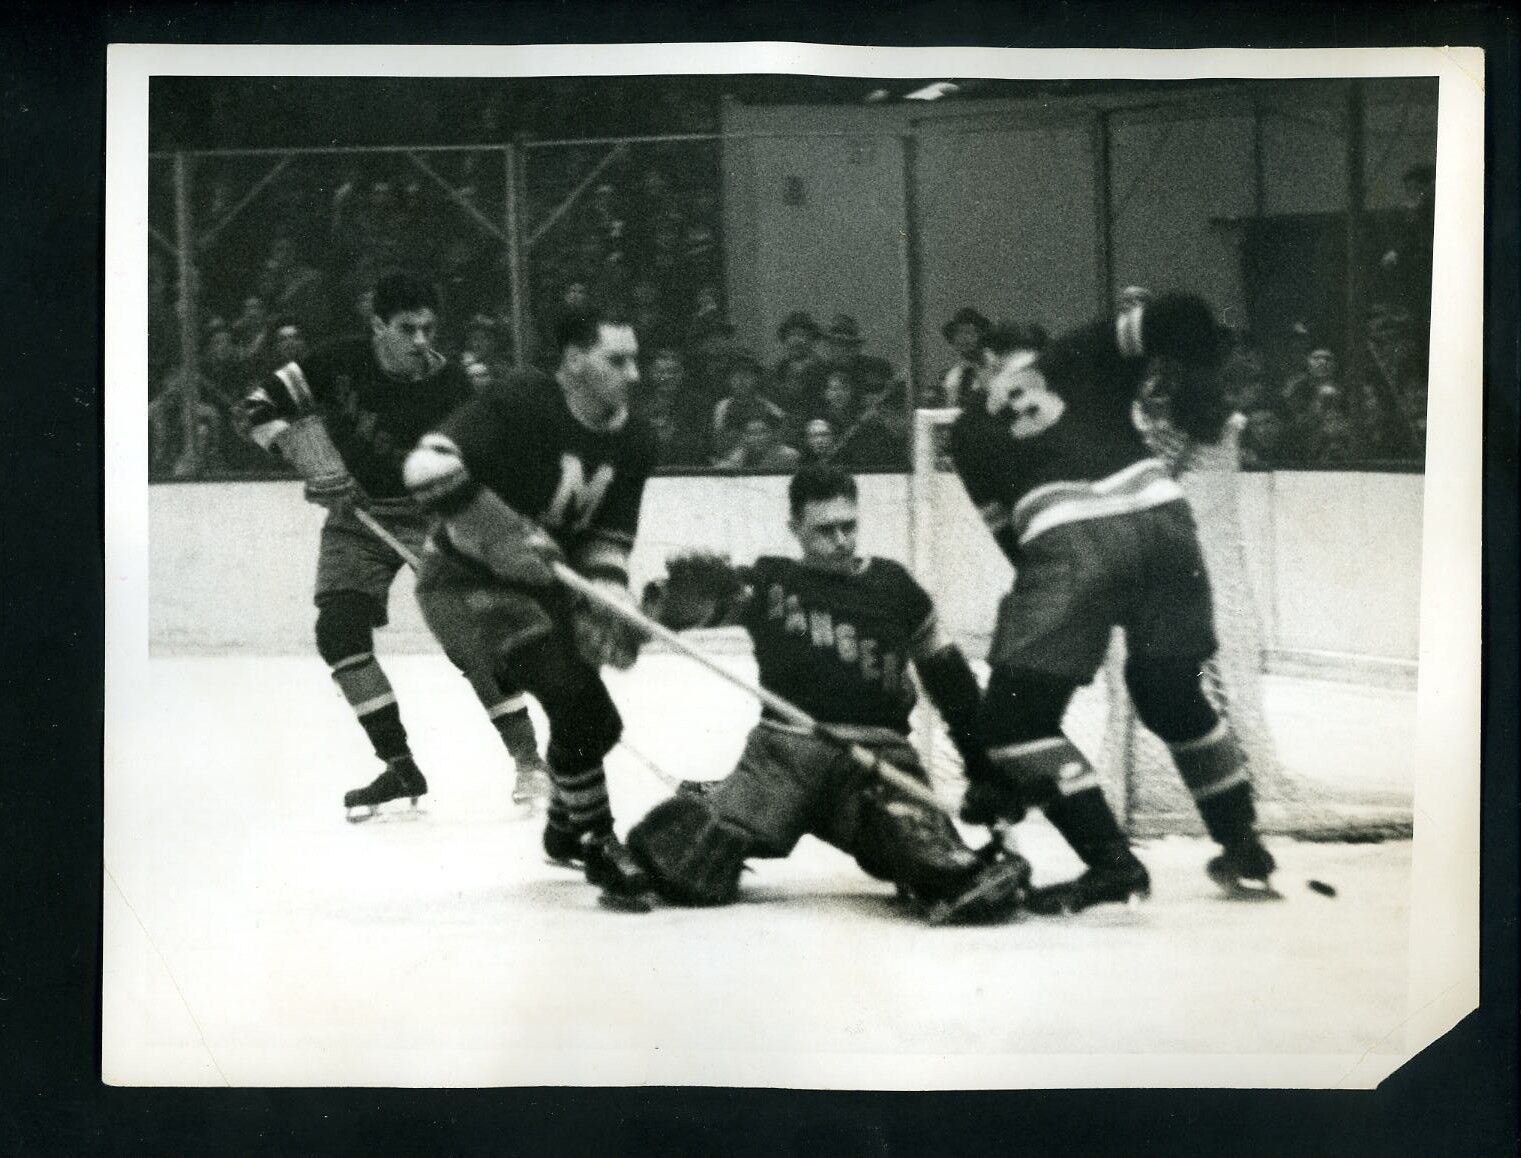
[979, 666, 1076, 745]
[1124, 657, 1218, 743]
[628, 795, 749, 906]
[507, 635, 622, 771]
[314, 594, 380, 666]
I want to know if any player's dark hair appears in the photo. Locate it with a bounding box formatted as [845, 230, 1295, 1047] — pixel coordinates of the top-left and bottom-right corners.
[371, 272, 440, 323]
[979, 323, 1049, 358]
[788, 464, 857, 519]
[554, 305, 628, 356]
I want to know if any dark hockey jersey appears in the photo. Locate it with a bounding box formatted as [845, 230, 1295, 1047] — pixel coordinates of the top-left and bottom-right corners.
[948, 308, 1189, 558]
[434, 369, 657, 561]
[738, 555, 938, 733]
[240, 335, 473, 500]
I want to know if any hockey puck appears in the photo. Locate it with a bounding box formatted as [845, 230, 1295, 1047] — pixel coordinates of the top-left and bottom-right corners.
[1307, 879, 1338, 897]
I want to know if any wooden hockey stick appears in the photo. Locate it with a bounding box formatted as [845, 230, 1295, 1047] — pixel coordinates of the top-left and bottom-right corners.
[357, 506, 964, 822]
[352, 506, 683, 797]
[550, 560, 965, 822]
[352, 506, 422, 570]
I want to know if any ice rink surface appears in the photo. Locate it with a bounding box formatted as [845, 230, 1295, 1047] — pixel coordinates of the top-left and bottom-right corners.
[105, 653, 1415, 1088]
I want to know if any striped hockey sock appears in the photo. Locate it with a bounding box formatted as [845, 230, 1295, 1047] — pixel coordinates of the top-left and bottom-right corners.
[548, 763, 613, 836]
[464, 672, 543, 767]
[1169, 721, 1258, 848]
[330, 650, 410, 761]
[488, 696, 542, 766]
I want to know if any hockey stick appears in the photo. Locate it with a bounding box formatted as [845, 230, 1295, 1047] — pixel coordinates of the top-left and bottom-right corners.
[550, 560, 965, 822]
[352, 506, 422, 570]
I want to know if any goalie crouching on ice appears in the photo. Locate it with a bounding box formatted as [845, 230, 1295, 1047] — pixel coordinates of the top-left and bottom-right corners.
[626, 466, 1031, 925]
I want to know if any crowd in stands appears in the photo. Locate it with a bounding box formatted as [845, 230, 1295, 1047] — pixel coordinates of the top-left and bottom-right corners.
[627, 310, 910, 471]
[149, 141, 1433, 479]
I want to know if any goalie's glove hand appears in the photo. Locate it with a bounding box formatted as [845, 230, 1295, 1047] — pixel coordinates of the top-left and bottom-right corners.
[304, 471, 362, 512]
[651, 552, 746, 630]
[572, 580, 645, 670]
[959, 778, 1028, 827]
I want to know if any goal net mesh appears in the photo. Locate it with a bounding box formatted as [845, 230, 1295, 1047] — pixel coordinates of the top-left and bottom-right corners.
[908, 408, 1412, 842]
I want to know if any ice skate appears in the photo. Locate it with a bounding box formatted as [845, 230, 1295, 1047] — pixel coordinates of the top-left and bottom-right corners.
[344, 756, 428, 823]
[542, 821, 584, 869]
[1027, 849, 1151, 916]
[581, 831, 656, 913]
[1207, 839, 1281, 900]
[511, 757, 553, 811]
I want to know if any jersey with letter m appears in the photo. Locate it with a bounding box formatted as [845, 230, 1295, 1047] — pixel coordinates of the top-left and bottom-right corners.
[948, 313, 1183, 561]
[434, 369, 657, 562]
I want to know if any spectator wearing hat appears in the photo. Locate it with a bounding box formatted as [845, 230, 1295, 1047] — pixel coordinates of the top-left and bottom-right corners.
[928, 306, 991, 408]
[710, 349, 788, 463]
[770, 310, 827, 414]
[819, 313, 895, 388]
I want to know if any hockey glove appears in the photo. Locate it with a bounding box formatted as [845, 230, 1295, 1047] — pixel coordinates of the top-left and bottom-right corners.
[572, 579, 645, 670]
[650, 552, 747, 630]
[272, 415, 362, 511]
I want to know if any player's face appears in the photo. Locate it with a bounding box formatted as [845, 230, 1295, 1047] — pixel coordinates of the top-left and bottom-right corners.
[567, 324, 640, 414]
[372, 307, 438, 380]
[791, 496, 859, 573]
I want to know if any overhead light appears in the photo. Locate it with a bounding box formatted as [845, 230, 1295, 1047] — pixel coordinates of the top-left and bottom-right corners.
[903, 81, 960, 102]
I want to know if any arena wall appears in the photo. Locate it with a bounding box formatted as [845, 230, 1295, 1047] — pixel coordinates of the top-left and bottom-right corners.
[148, 472, 1424, 681]
[722, 79, 1438, 391]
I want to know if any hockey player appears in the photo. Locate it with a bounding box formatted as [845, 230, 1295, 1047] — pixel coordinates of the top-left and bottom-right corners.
[625, 466, 1031, 924]
[236, 272, 551, 818]
[948, 295, 1277, 912]
[401, 305, 656, 906]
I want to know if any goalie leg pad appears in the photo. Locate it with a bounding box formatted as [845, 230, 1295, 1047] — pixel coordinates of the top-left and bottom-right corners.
[627, 795, 751, 906]
[849, 785, 984, 899]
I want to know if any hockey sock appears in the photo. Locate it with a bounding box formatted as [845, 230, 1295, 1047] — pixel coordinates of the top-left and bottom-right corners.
[546, 748, 613, 836]
[1044, 787, 1131, 868]
[1168, 720, 1259, 848]
[491, 700, 542, 765]
[471, 676, 542, 767]
[330, 651, 410, 761]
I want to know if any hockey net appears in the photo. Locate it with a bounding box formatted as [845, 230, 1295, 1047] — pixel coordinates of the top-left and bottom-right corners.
[907, 408, 1412, 842]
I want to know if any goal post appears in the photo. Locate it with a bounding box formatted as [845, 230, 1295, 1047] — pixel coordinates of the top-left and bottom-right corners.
[907, 407, 1413, 842]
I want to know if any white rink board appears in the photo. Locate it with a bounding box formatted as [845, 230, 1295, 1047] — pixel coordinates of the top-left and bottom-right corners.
[148, 472, 1423, 669]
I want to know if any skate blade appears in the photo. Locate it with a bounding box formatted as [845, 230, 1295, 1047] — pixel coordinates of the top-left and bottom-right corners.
[1215, 877, 1284, 902]
[345, 798, 425, 824]
[543, 855, 584, 871]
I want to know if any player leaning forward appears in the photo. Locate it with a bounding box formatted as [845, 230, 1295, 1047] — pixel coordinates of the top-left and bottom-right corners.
[949, 293, 1276, 912]
[237, 273, 550, 817]
[627, 466, 1031, 923]
[402, 306, 656, 903]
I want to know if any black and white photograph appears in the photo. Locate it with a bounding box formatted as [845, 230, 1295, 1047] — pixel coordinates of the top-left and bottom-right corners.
[103, 44, 1484, 1089]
